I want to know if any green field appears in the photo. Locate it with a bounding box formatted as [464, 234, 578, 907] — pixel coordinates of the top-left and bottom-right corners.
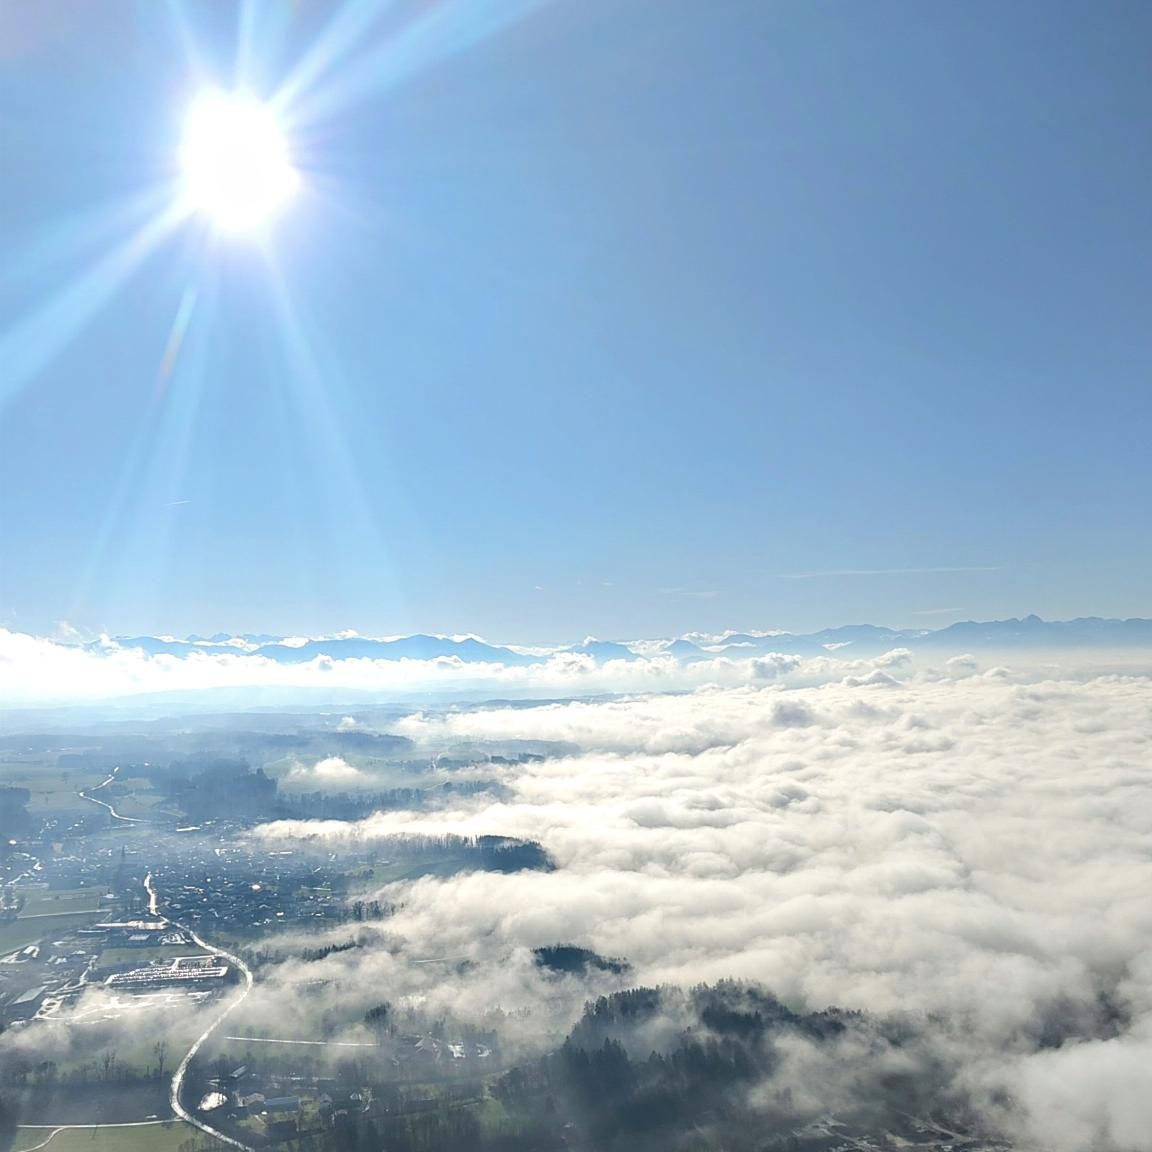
[2, 766, 169, 814]
[104, 780, 173, 820]
[4, 769, 106, 812]
[0, 912, 103, 956]
[361, 854, 478, 886]
[25, 795, 96, 815]
[11, 1121, 200, 1152]
[18, 890, 108, 917]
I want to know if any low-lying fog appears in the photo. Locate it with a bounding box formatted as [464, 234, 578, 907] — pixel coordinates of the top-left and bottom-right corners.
[250, 652, 1152, 1150]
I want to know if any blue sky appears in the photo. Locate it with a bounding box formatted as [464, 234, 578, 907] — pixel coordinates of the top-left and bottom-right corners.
[1, 0, 1149, 643]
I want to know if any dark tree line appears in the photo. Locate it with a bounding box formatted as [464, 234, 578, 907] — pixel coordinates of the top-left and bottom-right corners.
[279, 779, 506, 821]
[533, 944, 630, 976]
[151, 759, 278, 821]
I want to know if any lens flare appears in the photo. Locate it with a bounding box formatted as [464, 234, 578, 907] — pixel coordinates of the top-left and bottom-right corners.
[180, 92, 298, 233]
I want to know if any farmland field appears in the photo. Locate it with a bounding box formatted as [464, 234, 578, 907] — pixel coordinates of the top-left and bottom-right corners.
[0, 913, 103, 956]
[10, 1121, 196, 1152]
[18, 890, 108, 917]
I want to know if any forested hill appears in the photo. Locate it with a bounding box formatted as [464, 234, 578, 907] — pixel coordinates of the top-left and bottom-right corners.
[490, 982, 973, 1152]
[333, 981, 1002, 1152]
[453, 981, 986, 1152]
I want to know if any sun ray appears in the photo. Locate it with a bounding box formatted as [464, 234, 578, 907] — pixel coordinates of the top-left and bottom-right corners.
[271, 0, 397, 120]
[0, 199, 185, 409]
[163, 0, 213, 87]
[234, 0, 299, 106]
[156, 282, 199, 394]
[258, 242, 410, 618]
[235, 0, 261, 86]
[3, 0, 552, 619]
[277, 0, 551, 127]
[66, 270, 217, 628]
[3, 188, 170, 291]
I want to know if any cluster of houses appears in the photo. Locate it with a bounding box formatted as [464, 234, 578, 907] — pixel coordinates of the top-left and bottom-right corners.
[394, 1034, 494, 1068]
[144, 844, 357, 936]
[202, 1066, 371, 1141]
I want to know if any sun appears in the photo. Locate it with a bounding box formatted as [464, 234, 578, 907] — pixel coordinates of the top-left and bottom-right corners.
[180, 92, 299, 234]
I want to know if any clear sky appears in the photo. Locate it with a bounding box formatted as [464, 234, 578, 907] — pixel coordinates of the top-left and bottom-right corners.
[1, 0, 1149, 643]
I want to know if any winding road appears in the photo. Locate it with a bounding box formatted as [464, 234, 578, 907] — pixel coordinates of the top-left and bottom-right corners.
[144, 874, 257, 1152]
[77, 768, 146, 824]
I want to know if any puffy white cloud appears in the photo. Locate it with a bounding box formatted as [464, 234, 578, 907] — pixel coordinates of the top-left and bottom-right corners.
[750, 653, 803, 679]
[283, 755, 374, 790]
[1007, 1034, 1152, 1151]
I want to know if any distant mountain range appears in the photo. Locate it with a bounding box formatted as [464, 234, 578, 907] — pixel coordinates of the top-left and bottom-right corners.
[89, 616, 1152, 665]
[93, 633, 537, 665]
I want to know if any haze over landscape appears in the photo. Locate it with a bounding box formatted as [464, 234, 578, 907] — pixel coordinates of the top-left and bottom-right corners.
[1, 2, 1151, 1152]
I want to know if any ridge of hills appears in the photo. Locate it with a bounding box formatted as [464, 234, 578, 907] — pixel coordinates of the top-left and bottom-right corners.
[85, 615, 1152, 665]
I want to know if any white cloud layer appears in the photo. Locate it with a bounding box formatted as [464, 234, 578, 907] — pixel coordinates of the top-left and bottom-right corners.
[252, 664, 1152, 1148]
[1, 627, 1148, 705]
[0, 628, 814, 702]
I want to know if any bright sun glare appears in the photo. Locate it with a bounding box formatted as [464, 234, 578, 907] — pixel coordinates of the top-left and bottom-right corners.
[180, 92, 298, 234]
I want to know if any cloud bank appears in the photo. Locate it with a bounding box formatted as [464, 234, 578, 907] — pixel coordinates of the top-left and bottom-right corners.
[0, 627, 783, 703]
[6, 623, 1151, 709]
[251, 662, 1152, 1148]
